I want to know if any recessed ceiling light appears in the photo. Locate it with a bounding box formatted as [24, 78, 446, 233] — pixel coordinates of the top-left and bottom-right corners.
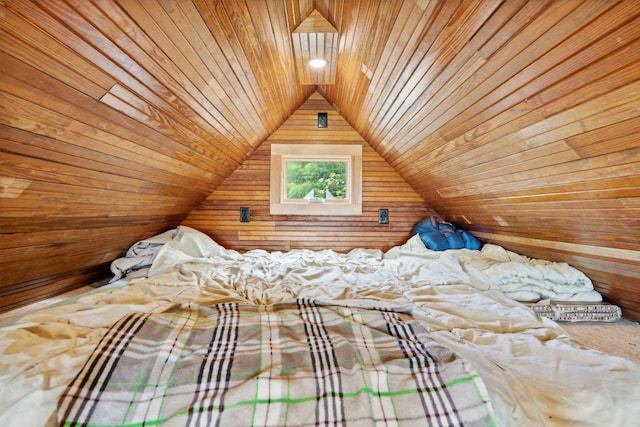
[308, 58, 328, 68]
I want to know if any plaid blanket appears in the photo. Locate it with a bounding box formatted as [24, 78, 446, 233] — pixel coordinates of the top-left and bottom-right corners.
[57, 300, 494, 426]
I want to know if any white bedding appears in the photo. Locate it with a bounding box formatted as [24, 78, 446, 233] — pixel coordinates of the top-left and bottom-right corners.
[0, 226, 638, 426]
[109, 228, 178, 281]
[390, 235, 601, 302]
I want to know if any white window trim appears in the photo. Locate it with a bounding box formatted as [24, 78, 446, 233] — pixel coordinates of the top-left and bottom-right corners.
[270, 144, 362, 216]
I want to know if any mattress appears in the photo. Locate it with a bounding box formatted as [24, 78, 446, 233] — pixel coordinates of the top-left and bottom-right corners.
[1, 226, 638, 427]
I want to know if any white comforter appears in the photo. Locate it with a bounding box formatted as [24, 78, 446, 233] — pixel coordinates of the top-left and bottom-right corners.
[390, 234, 601, 302]
[0, 226, 638, 426]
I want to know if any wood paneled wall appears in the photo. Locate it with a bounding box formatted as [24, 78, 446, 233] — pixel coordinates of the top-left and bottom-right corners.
[0, 0, 313, 313]
[1, 1, 638, 320]
[316, 0, 640, 320]
[183, 93, 434, 252]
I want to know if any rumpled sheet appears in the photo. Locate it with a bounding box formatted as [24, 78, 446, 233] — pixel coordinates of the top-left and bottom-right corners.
[1, 226, 639, 426]
[388, 235, 601, 302]
[109, 228, 178, 282]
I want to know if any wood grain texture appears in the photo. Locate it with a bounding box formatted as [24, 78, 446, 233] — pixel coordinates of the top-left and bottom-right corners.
[319, 0, 640, 319]
[182, 92, 434, 252]
[0, 1, 638, 319]
[292, 10, 339, 84]
[0, 0, 311, 313]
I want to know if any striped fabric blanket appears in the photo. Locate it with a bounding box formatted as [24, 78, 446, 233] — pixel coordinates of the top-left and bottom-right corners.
[57, 300, 495, 426]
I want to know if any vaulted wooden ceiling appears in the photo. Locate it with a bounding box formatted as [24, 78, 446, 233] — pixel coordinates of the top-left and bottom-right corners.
[1, 1, 639, 317]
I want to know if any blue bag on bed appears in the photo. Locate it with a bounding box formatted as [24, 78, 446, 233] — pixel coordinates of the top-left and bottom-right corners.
[418, 231, 450, 251]
[410, 215, 440, 236]
[443, 230, 465, 249]
[458, 230, 483, 250]
[438, 221, 456, 232]
[412, 215, 483, 251]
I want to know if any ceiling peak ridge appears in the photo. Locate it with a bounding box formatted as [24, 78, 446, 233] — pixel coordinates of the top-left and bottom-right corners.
[291, 8, 338, 85]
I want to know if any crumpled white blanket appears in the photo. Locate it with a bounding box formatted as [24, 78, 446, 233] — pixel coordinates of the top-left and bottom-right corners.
[145, 227, 474, 305]
[109, 228, 178, 281]
[1, 226, 638, 427]
[140, 228, 601, 303]
[387, 234, 601, 302]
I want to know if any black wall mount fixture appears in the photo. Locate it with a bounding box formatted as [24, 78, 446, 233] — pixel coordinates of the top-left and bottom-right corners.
[378, 208, 389, 224]
[240, 207, 251, 223]
[318, 112, 328, 128]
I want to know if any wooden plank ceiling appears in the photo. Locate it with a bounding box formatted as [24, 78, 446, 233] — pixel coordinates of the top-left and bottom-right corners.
[1, 1, 639, 317]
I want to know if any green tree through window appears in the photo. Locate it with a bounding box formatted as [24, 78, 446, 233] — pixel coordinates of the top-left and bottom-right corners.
[270, 144, 361, 215]
[286, 161, 347, 199]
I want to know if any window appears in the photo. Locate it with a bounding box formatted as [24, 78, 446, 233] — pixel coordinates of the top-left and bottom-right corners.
[286, 161, 347, 200]
[270, 144, 362, 215]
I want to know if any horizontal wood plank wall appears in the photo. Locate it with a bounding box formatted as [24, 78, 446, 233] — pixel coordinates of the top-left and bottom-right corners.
[318, 1, 640, 319]
[183, 93, 435, 252]
[1, 0, 639, 320]
[0, 0, 313, 314]
[0, 52, 194, 312]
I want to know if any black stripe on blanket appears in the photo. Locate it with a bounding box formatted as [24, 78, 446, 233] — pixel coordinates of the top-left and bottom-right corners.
[58, 311, 151, 423]
[297, 298, 345, 425]
[57, 300, 495, 427]
[188, 302, 240, 426]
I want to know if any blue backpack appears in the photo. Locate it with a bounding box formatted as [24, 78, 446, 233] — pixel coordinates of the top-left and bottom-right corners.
[457, 229, 482, 250]
[410, 215, 440, 236]
[411, 216, 482, 251]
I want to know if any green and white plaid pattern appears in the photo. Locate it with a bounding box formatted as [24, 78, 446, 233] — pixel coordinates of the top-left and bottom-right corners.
[57, 300, 495, 426]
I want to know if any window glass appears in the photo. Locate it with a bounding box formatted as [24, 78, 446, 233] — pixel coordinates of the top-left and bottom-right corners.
[285, 161, 347, 200]
[270, 144, 362, 216]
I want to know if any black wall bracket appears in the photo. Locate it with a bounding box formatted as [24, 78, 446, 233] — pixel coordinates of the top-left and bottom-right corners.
[378, 208, 389, 224]
[318, 112, 328, 128]
[240, 207, 251, 223]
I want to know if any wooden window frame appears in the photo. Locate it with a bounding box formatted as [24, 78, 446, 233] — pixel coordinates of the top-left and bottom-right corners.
[270, 144, 362, 216]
